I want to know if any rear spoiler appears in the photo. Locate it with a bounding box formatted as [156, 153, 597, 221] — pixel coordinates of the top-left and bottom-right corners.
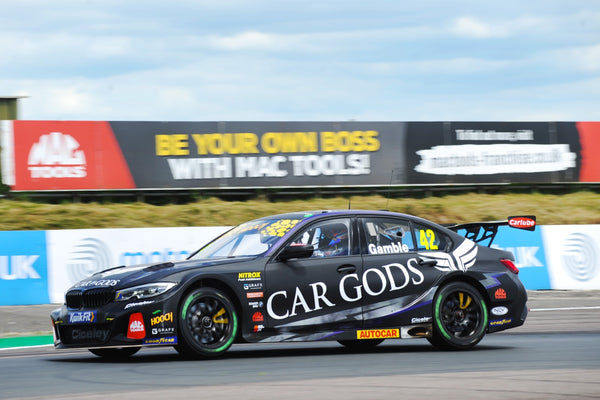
[444, 216, 536, 247]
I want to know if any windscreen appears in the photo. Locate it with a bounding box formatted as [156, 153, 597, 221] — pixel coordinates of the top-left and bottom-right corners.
[189, 217, 303, 259]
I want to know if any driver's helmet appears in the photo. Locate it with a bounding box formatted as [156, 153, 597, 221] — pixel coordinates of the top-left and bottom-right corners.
[317, 223, 349, 256]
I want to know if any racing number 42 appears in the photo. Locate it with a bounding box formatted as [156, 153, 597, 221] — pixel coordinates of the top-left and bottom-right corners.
[419, 229, 438, 250]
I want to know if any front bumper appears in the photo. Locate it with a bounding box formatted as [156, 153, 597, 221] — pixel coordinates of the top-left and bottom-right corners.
[51, 299, 179, 349]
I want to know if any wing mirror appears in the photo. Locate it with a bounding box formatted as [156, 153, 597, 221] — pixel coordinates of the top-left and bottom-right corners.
[278, 244, 314, 261]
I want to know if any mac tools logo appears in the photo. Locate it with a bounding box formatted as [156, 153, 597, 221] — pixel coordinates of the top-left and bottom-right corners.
[27, 131, 87, 178]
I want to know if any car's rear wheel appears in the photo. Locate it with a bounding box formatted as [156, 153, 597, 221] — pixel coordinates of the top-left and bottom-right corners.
[89, 347, 140, 359]
[338, 339, 384, 351]
[428, 281, 488, 350]
[177, 287, 238, 358]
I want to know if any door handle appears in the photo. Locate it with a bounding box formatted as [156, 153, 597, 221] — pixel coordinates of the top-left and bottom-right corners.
[418, 258, 438, 268]
[337, 265, 356, 274]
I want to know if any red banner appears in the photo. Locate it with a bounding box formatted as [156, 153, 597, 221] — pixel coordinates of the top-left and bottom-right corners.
[576, 122, 600, 182]
[11, 121, 134, 190]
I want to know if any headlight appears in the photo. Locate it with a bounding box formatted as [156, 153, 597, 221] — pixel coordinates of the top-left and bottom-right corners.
[115, 282, 177, 301]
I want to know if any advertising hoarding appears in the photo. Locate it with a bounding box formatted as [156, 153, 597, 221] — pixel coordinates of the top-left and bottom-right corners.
[2, 120, 598, 191]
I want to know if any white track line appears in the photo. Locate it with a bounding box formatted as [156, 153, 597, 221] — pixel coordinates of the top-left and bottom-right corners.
[0, 344, 53, 351]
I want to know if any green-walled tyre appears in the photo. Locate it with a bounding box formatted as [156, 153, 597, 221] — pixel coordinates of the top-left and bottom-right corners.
[428, 282, 488, 350]
[177, 287, 238, 358]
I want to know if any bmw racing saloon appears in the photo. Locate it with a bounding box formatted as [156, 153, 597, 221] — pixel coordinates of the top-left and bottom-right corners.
[51, 210, 535, 359]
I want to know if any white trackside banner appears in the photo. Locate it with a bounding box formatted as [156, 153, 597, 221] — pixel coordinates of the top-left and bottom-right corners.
[46, 226, 229, 303]
[541, 225, 600, 290]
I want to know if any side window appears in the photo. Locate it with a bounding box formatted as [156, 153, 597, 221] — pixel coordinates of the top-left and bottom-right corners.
[361, 217, 415, 255]
[289, 218, 351, 257]
[413, 223, 448, 251]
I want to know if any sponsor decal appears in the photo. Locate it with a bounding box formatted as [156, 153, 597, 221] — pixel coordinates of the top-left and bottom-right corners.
[252, 312, 264, 322]
[68, 311, 96, 324]
[490, 318, 512, 327]
[248, 301, 264, 309]
[491, 306, 509, 316]
[151, 312, 173, 326]
[238, 272, 262, 281]
[247, 292, 264, 299]
[77, 279, 120, 287]
[368, 242, 409, 255]
[411, 317, 431, 324]
[152, 327, 175, 335]
[72, 327, 109, 342]
[127, 312, 146, 339]
[357, 329, 400, 339]
[253, 324, 265, 332]
[267, 261, 425, 320]
[124, 301, 154, 309]
[143, 336, 177, 345]
[244, 282, 263, 290]
[495, 288, 507, 300]
[27, 131, 87, 179]
[508, 216, 536, 231]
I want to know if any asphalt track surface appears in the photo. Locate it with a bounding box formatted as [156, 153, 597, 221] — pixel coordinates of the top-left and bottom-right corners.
[1, 291, 599, 400]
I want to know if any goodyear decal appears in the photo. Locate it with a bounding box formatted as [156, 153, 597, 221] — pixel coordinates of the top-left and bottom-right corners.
[143, 336, 177, 345]
[490, 318, 512, 327]
[357, 328, 400, 340]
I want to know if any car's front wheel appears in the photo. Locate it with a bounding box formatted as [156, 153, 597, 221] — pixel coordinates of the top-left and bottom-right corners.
[428, 282, 488, 350]
[177, 287, 238, 358]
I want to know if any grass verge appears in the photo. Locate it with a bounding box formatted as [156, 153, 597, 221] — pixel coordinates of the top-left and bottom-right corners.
[1, 191, 599, 230]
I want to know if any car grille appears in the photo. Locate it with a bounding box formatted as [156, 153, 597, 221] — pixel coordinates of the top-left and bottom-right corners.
[57, 323, 112, 345]
[66, 288, 115, 309]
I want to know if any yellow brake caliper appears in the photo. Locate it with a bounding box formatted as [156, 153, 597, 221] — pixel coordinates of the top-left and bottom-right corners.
[212, 307, 229, 324]
[458, 292, 472, 309]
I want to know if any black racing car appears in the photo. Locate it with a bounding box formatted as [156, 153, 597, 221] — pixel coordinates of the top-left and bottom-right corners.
[50, 210, 535, 359]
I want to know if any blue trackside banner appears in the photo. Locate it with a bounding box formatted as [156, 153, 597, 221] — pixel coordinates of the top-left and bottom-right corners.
[492, 226, 551, 290]
[0, 231, 50, 305]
